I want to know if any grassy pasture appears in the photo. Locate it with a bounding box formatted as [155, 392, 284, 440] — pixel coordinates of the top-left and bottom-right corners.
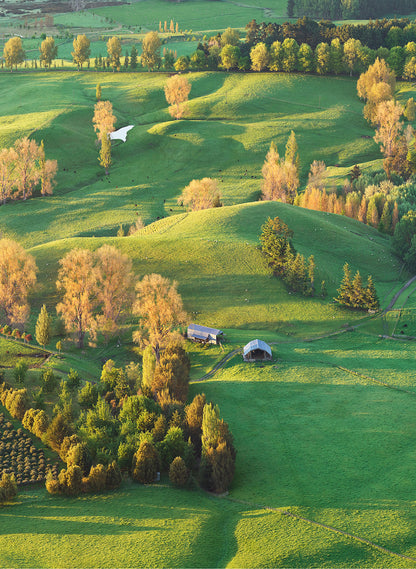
[0, 71, 381, 251]
[91, 0, 289, 33]
[0, 67, 414, 568]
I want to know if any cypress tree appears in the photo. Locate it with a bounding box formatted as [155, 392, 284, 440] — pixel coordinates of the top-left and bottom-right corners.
[351, 270, 366, 309]
[365, 275, 380, 310]
[307, 254, 315, 295]
[130, 45, 138, 69]
[36, 304, 51, 347]
[335, 263, 353, 307]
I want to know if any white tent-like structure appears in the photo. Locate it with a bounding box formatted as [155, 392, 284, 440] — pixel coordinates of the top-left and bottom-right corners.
[109, 125, 134, 142]
[243, 339, 272, 362]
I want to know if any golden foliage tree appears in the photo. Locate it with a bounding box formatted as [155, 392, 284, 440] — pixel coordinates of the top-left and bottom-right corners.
[56, 246, 133, 347]
[261, 141, 299, 203]
[106, 36, 122, 71]
[307, 160, 327, 191]
[56, 249, 99, 349]
[0, 148, 17, 204]
[132, 273, 188, 362]
[95, 244, 133, 338]
[39, 37, 58, 68]
[93, 100, 117, 142]
[72, 34, 90, 69]
[164, 74, 191, 119]
[141, 31, 161, 70]
[39, 140, 58, 196]
[14, 137, 41, 200]
[374, 100, 404, 177]
[178, 177, 221, 211]
[250, 42, 269, 71]
[3, 37, 25, 71]
[0, 238, 37, 326]
[357, 58, 396, 124]
[99, 130, 112, 175]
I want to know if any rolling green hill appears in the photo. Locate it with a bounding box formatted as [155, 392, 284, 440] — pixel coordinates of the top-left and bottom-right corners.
[0, 67, 415, 569]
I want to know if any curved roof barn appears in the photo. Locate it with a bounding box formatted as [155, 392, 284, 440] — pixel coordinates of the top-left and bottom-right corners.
[243, 339, 272, 361]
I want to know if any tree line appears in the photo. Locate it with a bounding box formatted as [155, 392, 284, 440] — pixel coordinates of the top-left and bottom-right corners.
[288, 0, 415, 20]
[5, 19, 416, 82]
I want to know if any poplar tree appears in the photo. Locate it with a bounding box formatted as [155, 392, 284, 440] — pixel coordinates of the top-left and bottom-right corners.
[99, 131, 111, 175]
[285, 130, 300, 174]
[379, 201, 392, 234]
[96, 83, 101, 101]
[36, 304, 51, 347]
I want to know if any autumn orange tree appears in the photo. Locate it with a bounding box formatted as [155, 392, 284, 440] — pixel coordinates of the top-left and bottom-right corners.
[261, 140, 299, 203]
[56, 249, 99, 349]
[0, 147, 17, 204]
[178, 177, 221, 211]
[93, 100, 117, 142]
[56, 246, 134, 347]
[95, 244, 134, 338]
[164, 74, 191, 119]
[132, 274, 188, 363]
[0, 137, 58, 201]
[0, 238, 37, 326]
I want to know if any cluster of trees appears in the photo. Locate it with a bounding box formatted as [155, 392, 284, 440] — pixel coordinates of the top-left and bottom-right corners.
[178, 177, 222, 211]
[288, 0, 415, 20]
[37, 356, 234, 494]
[295, 171, 400, 235]
[158, 20, 179, 34]
[246, 17, 416, 52]
[335, 263, 379, 311]
[357, 59, 416, 180]
[260, 216, 323, 296]
[261, 133, 299, 203]
[0, 137, 57, 204]
[46, 460, 122, 496]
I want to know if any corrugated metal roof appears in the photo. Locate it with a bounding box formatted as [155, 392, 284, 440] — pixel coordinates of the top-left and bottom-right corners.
[188, 324, 223, 337]
[243, 339, 272, 356]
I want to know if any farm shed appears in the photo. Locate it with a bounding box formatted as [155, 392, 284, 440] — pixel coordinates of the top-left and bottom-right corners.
[243, 339, 272, 362]
[187, 324, 224, 345]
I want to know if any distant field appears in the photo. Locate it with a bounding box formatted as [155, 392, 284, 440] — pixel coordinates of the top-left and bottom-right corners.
[91, 0, 289, 32]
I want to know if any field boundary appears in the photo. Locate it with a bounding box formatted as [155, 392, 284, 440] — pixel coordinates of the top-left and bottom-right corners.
[223, 496, 416, 563]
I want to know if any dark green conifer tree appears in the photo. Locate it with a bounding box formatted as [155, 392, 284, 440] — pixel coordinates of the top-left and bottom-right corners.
[335, 263, 353, 307]
[365, 275, 380, 310]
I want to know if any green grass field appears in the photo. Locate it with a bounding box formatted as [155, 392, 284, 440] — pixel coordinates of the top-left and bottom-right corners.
[1, 66, 416, 567]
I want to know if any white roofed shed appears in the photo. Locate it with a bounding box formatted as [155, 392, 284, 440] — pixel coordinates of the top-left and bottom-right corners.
[243, 339, 272, 362]
[187, 324, 224, 345]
